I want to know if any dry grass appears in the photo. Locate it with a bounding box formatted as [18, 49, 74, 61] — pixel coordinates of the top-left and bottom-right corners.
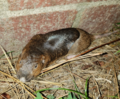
[0, 31, 120, 99]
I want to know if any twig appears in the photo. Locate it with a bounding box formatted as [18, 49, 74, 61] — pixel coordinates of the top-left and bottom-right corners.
[0, 70, 36, 98]
[42, 53, 102, 73]
[40, 53, 102, 76]
[22, 88, 26, 99]
[92, 75, 102, 99]
[74, 38, 120, 58]
[7, 67, 20, 99]
[63, 68, 93, 83]
[94, 78, 112, 84]
[31, 80, 62, 87]
[0, 83, 19, 96]
[0, 45, 16, 74]
[112, 62, 119, 98]
[0, 70, 48, 99]
[0, 95, 7, 99]
[20, 83, 36, 98]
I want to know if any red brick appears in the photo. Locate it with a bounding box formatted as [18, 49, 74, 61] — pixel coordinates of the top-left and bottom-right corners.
[7, 0, 103, 11]
[78, 5, 120, 34]
[0, 10, 77, 55]
[0, 25, 4, 32]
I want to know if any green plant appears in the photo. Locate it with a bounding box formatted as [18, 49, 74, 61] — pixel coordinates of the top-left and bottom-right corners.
[113, 22, 120, 29]
[34, 78, 119, 99]
[34, 78, 90, 99]
[108, 95, 118, 98]
[0, 51, 14, 58]
[35, 92, 43, 99]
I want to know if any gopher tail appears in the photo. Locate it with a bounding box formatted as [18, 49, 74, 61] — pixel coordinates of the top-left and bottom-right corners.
[94, 30, 119, 39]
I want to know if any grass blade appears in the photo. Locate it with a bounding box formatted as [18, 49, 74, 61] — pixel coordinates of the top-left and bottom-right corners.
[85, 78, 89, 99]
[73, 80, 81, 99]
[72, 92, 77, 99]
[116, 23, 120, 25]
[34, 88, 89, 98]
[0, 51, 14, 58]
[0, 45, 16, 74]
[114, 50, 120, 54]
[108, 95, 118, 98]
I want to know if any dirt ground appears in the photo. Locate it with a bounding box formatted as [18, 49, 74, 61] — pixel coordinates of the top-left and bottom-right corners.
[0, 31, 120, 99]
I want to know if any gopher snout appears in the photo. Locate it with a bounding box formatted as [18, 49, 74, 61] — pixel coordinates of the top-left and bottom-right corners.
[17, 69, 33, 82]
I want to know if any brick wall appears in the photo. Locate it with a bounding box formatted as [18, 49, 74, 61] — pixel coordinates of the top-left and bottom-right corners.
[0, 0, 120, 55]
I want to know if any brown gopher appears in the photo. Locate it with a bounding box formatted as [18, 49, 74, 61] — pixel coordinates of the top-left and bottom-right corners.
[15, 28, 118, 82]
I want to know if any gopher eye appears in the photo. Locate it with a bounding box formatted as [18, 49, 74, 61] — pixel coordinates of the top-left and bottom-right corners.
[34, 65, 38, 69]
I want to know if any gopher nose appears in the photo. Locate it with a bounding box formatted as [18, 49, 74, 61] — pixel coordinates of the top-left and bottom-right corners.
[17, 69, 33, 82]
[17, 69, 29, 82]
[19, 77, 26, 82]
